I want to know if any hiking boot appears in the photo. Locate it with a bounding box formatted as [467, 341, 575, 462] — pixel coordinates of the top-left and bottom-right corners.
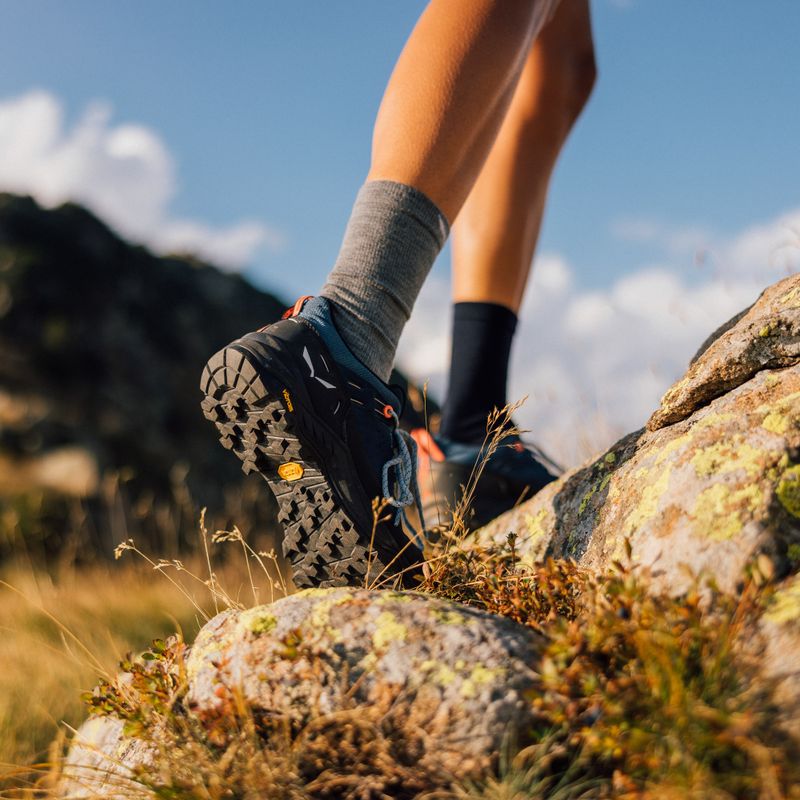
[412, 429, 560, 533]
[200, 296, 424, 589]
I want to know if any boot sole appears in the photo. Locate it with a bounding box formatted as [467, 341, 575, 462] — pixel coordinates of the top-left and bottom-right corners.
[200, 341, 418, 589]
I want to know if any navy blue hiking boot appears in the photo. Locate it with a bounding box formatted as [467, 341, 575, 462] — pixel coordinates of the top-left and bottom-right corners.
[200, 296, 424, 589]
[412, 428, 560, 533]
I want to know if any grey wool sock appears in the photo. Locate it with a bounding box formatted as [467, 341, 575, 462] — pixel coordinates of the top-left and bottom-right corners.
[320, 180, 450, 381]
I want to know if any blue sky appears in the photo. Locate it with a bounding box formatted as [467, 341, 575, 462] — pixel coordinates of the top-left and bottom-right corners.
[1, 1, 798, 461]
[1, 0, 797, 295]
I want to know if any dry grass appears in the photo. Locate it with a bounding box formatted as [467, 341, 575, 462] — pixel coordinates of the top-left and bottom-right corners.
[0, 561, 205, 770]
[26, 538, 796, 800]
[3, 411, 800, 798]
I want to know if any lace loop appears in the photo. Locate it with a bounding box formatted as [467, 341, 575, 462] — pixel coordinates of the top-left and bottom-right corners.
[381, 408, 425, 539]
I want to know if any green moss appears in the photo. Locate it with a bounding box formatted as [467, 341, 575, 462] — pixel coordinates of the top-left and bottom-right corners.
[776, 464, 800, 518]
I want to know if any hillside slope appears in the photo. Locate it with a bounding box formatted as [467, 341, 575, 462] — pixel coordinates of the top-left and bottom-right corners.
[0, 194, 434, 560]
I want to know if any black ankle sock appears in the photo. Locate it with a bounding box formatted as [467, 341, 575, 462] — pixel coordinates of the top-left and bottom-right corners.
[439, 301, 518, 445]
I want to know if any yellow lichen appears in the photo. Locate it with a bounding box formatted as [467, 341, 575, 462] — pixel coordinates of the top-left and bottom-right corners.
[470, 664, 504, 685]
[755, 389, 800, 436]
[694, 412, 736, 431]
[780, 286, 800, 308]
[762, 410, 792, 435]
[524, 508, 550, 542]
[623, 465, 672, 533]
[776, 464, 800, 518]
[239, 608, 278, 636]
[690, 439, 769, 479]
[460, 664, 505, 699]
[764, 576, 800, 625]
[372, 611, 407, 650]
[376, 592, 415, 605]
[306, 594, 353, 643]
[432, 608, 467, 625]
[692, 483, 764, 541]
[660, 376, 690, 405]
[420, 659, 458, 687]
[653, 434, 691, 467]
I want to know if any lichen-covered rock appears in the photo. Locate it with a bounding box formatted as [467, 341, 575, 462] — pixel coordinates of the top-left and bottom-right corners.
[759, 573, 800, 741]
[63, 589, 545, 792]
[60, 716, 152, 799]
[185, 587, 544, 776]
[476, 282, 800, 596]
[648, 273, 800, 430]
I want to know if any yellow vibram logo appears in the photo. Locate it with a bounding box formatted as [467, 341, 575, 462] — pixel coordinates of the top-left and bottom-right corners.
[278, 462, 304, 482]
[282, 388, 294, 412]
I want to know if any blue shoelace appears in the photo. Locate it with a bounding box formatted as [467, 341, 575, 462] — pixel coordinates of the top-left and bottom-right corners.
[381, 408, 425, 545]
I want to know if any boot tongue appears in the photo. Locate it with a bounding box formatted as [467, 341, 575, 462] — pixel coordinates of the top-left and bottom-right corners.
[297, 296, 402, 409]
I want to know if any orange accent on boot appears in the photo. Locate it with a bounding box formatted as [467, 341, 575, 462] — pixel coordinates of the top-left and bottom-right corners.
[278, 462, 304, 481]
[411, 428, 445, 462]
[281, 295, 314, 320]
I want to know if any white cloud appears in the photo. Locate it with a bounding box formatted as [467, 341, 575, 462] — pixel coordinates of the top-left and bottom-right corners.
[396, 209, 800, 467]
[0, 90, 283, 269]
[611, 215, 713, 258]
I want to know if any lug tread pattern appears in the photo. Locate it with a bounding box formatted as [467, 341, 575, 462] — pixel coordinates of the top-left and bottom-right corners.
[200, 346, 385, 588]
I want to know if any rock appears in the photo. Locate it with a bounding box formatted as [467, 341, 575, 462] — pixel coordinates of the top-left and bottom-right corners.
[185, 588, 544, 776]
[759, 573, 800, 742]
[475, 277, 800, 597]
[64, 589, 543, 788]
[648, 273, 800, 431]
[59, 716, 152, 799]
[62, 274, 800, 789]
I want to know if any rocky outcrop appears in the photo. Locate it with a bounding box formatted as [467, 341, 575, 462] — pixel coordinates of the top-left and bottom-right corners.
[63, 274, 800, 793]
[475, 273, 800, 596]
[649, 276, 800, 430]
[63, 588, 543, 793]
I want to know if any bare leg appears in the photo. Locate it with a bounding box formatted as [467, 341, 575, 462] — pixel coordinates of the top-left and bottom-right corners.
[367, 0, 561, 225]
[452, 0, 597, 311]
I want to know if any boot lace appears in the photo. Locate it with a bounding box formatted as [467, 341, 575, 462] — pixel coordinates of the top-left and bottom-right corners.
[381, 408, 425, 541]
